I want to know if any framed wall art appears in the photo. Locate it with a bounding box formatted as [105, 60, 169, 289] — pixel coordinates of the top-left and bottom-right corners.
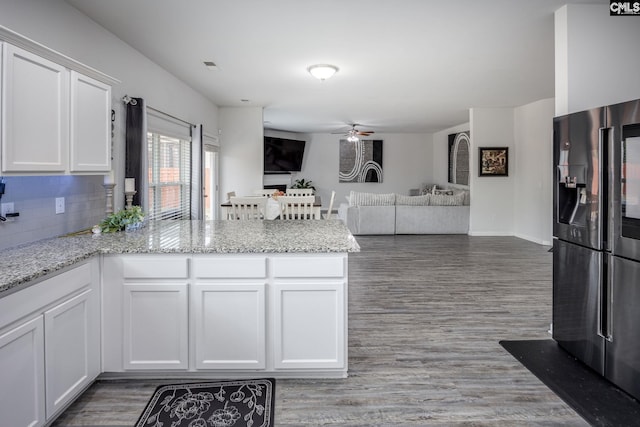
[339, 139, 383, 183]
[448, 131, 470, 185]
[479, 147, 508, 177]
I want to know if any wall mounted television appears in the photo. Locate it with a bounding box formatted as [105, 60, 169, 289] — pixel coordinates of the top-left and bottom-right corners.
[264, 136, 306, 173]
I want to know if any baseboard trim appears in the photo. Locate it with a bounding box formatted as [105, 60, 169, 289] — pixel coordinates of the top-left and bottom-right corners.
[514, 232, 553, 246]
[468, 231, 513, 237]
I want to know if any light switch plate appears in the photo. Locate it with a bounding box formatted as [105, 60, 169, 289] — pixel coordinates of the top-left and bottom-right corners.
[55, 197, 65, 214]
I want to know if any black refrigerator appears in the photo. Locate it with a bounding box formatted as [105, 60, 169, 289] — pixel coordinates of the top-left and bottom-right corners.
[553, 98, 640, 401]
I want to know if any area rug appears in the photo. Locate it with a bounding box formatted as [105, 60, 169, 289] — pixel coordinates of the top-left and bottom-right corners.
[135, 379, 275, 427]
[500, 339, 640, 427]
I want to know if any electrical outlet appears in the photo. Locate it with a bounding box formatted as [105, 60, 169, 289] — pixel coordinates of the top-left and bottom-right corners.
[55, 197, 65, 214]
[1, 202, 14, 217]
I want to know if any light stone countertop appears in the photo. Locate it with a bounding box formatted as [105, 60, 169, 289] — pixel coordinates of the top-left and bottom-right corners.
[0, 219, 360, 295]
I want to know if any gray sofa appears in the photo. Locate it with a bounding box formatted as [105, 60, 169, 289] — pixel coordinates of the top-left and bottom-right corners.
[338, 191, 470, 235]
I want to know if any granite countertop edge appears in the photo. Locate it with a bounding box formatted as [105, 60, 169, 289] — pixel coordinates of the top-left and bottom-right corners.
[0, 220, 360, 295]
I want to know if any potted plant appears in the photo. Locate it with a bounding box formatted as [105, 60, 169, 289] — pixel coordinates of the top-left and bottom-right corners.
[291, 178, 315, 190]
[99, 206, 145, 233]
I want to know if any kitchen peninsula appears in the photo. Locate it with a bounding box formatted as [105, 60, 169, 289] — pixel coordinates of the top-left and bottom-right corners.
[0, 220, 359, 427]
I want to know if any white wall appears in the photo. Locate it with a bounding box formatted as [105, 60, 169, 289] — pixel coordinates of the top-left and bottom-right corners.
[0, 0, 219, 247]
[469, 108, 515, 236]
[295, 133, 434, 210]
[555, 4, 640, 115]
[219, 107, 264, 202]
[514, 98, 554, 245]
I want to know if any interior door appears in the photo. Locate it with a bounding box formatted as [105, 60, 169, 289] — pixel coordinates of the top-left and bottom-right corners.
[203, 141, 219, 220]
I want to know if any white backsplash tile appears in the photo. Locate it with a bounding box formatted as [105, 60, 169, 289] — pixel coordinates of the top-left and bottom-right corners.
[0, 175, 107, 250]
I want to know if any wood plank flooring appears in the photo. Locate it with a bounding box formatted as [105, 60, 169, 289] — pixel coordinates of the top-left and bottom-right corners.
[52, 235, 588, 426]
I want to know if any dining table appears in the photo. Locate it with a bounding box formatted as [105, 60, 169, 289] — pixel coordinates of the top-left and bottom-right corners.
[221, 195, 322, 220]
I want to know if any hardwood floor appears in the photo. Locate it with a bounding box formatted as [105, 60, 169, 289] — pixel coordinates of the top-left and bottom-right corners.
[52, 235, 588, 426]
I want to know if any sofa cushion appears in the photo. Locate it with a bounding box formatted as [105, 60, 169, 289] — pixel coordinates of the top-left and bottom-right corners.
[349, 191, 395, 206]
[395, 205, 470, 234]
[430, 193, 465, 206]
[396, 194, 431, 206]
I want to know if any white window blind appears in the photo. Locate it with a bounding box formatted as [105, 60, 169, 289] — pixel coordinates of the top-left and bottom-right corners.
[147, 110, 192, 220]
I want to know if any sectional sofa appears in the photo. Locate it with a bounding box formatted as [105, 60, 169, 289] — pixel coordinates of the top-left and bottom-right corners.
[337, 190, 470, 235]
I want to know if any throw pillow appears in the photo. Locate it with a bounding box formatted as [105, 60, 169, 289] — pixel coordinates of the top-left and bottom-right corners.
[396, 194, 431, 206]
[430, 193, 465, 206]
[349, 191, 396, 206]
[420, 183, 436, 195]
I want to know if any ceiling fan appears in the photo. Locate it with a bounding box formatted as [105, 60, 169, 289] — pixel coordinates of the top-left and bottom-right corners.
[332, 124, 374, 142]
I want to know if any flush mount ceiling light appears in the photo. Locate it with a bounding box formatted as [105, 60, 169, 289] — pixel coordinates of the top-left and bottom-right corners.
[307, 64, 339, 81]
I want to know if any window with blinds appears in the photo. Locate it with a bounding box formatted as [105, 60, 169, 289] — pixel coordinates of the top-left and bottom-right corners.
[147, 132, 191, 220]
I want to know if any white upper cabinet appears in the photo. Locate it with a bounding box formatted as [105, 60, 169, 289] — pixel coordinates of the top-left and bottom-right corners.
[2, 44, 69, 172]
[70, 71, 111, 172]
[0, 26, 119, 175]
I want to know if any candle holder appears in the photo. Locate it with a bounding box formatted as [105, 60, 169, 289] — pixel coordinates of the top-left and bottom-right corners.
[125, 190, 137, 209]
[103, 183, 116, 215]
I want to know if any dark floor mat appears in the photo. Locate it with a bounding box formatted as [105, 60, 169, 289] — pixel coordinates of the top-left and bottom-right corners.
[135, 378, 275, 427]
[500, 339, 640, 427]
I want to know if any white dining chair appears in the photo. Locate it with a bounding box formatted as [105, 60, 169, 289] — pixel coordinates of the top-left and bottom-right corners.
[323, 191, 336, 220]
[229, 196, 267, 220]
[286, 188, 314, 196]
[253, 189, 276, 197]
[278, 196, 316, 220]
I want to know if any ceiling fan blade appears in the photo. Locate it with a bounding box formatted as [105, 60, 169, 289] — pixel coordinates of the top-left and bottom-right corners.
[357, 131, 374, 135]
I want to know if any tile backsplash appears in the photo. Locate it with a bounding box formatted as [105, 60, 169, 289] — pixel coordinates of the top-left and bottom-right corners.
[0, 175, 106, 250]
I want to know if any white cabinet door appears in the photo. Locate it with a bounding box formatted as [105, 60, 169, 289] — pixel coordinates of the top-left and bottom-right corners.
[0, 316, 45, 427]
[44, 288, 100, 419]
[69, 71, 111, 172]
[192, 283, 266, 369]
[2, 44, 68, 172]
[273, 282, 345, 369]
[123, 283, 189, 370]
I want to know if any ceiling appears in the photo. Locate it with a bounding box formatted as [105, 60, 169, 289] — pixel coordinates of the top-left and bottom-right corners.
[65, 0, 604, 134]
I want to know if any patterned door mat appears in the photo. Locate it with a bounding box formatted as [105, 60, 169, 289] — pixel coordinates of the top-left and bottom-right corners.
[136, 379, 275, 427]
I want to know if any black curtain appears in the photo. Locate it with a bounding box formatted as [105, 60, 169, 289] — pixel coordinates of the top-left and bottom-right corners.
[125, 98, 145, 206]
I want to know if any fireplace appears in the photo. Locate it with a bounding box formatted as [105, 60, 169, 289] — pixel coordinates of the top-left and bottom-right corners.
[264, 184, 287, 192]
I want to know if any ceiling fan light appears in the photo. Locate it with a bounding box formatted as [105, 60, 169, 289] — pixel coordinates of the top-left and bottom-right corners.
[347, 134, 359, 142]
[307, 64, 339, 81]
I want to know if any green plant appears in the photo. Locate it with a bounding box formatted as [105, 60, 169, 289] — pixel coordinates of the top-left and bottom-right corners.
[291, 178, 315, 190]
[99, 206, 145, 233]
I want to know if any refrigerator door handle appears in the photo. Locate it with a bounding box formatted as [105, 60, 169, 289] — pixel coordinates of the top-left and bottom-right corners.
[601, 258, 614, 342]
[604, 126, 615, 252]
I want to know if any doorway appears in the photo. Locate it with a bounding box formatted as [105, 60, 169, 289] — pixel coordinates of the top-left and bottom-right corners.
[203, 141, 219, 220]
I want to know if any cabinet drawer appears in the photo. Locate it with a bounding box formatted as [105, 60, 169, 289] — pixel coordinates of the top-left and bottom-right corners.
[192, 257, 267, 278]
[122, 256, 188, 279]
[271, 256, 345, 278]
[0, 261, 92, 330]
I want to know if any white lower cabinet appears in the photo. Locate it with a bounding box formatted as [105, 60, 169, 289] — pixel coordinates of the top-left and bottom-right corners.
[44, 288, 100, 416]
[123, 283, 189, 370]
[273, 282, 345, 370]
[102, 253, 348, 377]
[0, 316, 45, 427]
[192, 282, 266, 369]
[0, 259, 99, 427]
